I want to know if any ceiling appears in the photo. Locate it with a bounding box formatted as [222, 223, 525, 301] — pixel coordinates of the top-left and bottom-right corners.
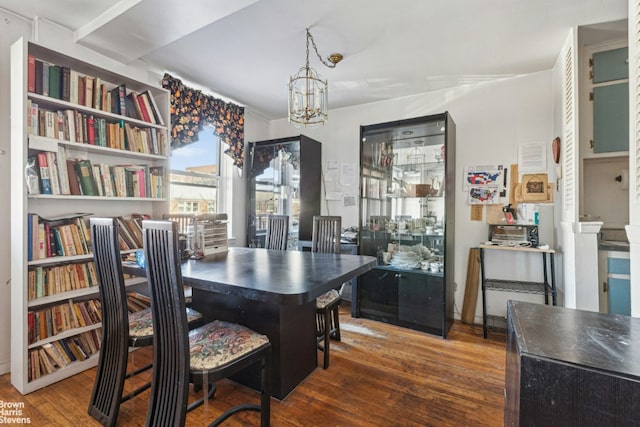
[0, 0, 629, 119]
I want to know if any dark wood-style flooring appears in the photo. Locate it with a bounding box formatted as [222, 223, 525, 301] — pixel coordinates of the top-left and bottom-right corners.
[0, 305, 507, 426]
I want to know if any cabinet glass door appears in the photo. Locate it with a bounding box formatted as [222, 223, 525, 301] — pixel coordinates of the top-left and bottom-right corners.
[360, 118, 447, 269]
[248, 141, 300, 247]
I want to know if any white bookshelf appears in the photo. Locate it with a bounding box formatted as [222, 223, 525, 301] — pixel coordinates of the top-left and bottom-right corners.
[10, 37, 169, 394]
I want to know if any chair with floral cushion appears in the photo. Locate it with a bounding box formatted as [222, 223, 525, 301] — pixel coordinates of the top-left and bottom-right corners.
[87, 217, 202, 427]
[264, 215, 289, 250]
[142, 220, 271, 427]
[311, 215, 343, 369]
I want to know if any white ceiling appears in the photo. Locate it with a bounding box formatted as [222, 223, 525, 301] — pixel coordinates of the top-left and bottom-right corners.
[0, 0, 629, 119]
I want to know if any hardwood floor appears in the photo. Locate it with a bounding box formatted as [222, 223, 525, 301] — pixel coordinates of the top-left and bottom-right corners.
[0, 305, 507, 426]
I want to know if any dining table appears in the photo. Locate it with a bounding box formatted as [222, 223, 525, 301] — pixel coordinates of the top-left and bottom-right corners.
[172, 246, 376, 400]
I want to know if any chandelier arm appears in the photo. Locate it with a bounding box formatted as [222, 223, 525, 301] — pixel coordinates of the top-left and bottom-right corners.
[306, 28, 337, 69]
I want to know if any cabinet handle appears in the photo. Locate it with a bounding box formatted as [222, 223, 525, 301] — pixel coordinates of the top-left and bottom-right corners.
[603, 281, 608, 293]
[395, 273, 402, 278]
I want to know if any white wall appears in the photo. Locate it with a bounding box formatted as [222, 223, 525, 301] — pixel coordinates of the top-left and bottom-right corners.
[269, 71, 554, 321]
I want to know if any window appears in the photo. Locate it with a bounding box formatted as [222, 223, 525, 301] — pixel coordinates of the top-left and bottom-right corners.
[169, 127, 221, 215]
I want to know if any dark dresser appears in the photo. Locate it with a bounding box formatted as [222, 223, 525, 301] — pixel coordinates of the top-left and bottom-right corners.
[506, 300, 640, 426]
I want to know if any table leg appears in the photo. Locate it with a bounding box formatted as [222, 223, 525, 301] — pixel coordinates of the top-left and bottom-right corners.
[542, 253, 549, 305]
[480, 248, 487, 339]
[550, 253, 557, 306]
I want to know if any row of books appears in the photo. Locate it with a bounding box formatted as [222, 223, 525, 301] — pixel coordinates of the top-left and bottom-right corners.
[27, 54, 165, 125]
[27, 214, 91, 261]
[28, 298, 103, 344]
[27, 100, 166, 155]
[29, 150, 164, 198]
[127, 291, 151, 312]
[27, 213, 145, 261]
[28, 261, 98, 301]
[28, 329, 101, 381]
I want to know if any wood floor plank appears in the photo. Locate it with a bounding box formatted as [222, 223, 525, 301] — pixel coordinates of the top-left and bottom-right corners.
[0, 304, 506, 426]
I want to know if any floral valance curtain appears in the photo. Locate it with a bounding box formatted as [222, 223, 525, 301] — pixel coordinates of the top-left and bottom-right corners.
[162, 73, 245, 168]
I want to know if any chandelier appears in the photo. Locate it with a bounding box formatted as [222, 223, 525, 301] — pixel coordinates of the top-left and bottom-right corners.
[288, 28, 343, 127]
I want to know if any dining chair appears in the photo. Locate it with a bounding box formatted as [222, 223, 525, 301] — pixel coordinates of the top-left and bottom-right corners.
[87, 217, 203, 427]
[142, 220, 272, 427]
[311, 215, 343, 369]
[264, 215, 289, 250]
[87, 217, 155, 427]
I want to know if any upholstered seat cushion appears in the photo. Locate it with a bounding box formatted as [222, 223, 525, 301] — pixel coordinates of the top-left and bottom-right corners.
[316, 289, 340, 309]
[129, 307, 202, 338]
[189, 320, 269, 371]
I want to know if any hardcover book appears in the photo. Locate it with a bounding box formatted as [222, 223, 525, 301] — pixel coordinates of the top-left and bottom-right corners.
[73, 159, 98, 196]
[37, 152, 52, 195]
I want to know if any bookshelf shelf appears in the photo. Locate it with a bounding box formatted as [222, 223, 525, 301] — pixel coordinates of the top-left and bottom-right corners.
[29, 135, 167, 160]
[11, 37, 169, 394]
[28, 276, 147, 308]
[28, 93, 167, 130]
[28, 323, 101, 350]
[26, 248, 138, 267]
[28, 194, 167, 202]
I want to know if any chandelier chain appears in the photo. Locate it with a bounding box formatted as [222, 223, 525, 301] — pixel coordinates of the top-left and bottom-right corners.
[306, 28, 337, 69]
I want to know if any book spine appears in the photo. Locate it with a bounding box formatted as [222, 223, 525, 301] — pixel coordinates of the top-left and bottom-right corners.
[37, 152, 52, 195]
[69, 70, 79, 104]
[46, 152, 60, 195]
[48, 65, 62, 100]
[61, 67, 71, 102]
[66, 160, 81, 195]
[74, 160, 97, 196]
[42, 62, 49, 97]
[137, 94, 152, 122]
[34, 59, 44, 95]
[143, 90, 165, 126]
[27, 54, 36, 93]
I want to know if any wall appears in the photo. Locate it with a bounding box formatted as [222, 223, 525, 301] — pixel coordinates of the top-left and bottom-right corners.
[269, 71, 554, 321]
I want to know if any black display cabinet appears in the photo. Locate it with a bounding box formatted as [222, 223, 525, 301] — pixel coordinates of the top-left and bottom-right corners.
[355, 113, 456, 337]
[246, 135, 321, 248]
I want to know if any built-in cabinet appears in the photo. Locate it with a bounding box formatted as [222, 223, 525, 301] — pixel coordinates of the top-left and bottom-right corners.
[245, 135, 321, 249]
[355, 113, 455, 337]
[10, 37, 169, 394]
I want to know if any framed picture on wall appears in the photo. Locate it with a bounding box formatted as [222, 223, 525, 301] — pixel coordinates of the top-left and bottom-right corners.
[521, 173, 548, 202]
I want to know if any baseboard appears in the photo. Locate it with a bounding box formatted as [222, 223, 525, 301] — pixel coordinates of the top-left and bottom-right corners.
[0, 361, 10, 375]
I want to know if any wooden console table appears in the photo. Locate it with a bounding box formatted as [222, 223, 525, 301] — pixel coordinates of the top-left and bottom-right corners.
[479, 244, 556, 338]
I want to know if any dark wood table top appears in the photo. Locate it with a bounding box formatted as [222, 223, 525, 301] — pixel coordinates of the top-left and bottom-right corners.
[180, 247, 376, 305]
[508, 300, 640, 379]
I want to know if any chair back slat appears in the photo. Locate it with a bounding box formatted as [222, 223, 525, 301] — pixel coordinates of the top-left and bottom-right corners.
[143, 220, 190, 427]
[88, 217, 129, 425]
[264, 215, 289, 250]
[311, 216, 342, 254]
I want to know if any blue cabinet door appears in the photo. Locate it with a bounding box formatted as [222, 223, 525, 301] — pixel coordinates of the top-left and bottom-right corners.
[608, 277, 631, 316]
